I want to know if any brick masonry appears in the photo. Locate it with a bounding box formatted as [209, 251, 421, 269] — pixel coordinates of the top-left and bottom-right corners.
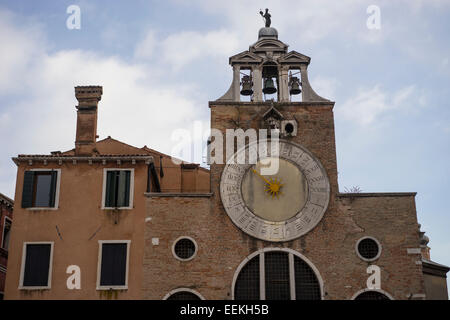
[142, 101, 425, 300]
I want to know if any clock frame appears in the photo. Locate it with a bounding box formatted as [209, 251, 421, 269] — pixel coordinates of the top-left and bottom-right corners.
[220, 139, 330, 242]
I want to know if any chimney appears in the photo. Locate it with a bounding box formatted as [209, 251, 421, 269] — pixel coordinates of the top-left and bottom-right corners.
[74, 86, 103, 155]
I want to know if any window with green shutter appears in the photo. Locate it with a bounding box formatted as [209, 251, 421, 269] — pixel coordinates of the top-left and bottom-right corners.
[22, 170, 58, 208]
[104, 170, 132, 208]
[21, 243, 53, 288]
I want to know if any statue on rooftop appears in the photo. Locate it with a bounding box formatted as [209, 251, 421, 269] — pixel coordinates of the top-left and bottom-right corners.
[259, 8, 271, 28]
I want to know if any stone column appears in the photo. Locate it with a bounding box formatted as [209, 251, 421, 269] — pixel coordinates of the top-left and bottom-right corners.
[278, 66, 289, 102]
[252, 66, 263, 102]
[232, 65, 241, 101]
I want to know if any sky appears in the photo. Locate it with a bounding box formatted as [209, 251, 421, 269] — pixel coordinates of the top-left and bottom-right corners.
[0, 0, 449, 289]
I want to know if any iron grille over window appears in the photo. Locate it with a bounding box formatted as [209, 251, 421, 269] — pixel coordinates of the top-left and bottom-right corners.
[294, 255, 322, 300]
[166, 291, 202, 300]
[174, 238, 196, 260]
[357, 238, 380, 260]
[235, 255, 260, 300]
[265, 252, 290, 300]
[355, 291, 390, 300]
[234, 250, 321, 300]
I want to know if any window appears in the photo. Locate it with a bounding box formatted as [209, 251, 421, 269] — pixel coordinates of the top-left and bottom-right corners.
[97, 240, 130, 290]
[354, 290, 391, 300]
[356, 237, 382, 261]
[103, 169, 134, 209]
[21, 170, 60, 208]
[233, 249, 322, 300]
[19, 242, 53, 289]
[172, 237, 197, 261]
[1, 217, 11, 250]
[165, 290, 203, 300]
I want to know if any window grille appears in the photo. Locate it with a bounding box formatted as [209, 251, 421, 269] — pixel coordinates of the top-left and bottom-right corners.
[166, 291, 201, 300]
[234, 251, 321, 300]
[355, 291, 390, 300]
[294, 256, 321, 300]
[357, 238, 380, 260]
[174, 238, 196, 260]
[265, 252, 290, 300]
[234, 255, 260, 300]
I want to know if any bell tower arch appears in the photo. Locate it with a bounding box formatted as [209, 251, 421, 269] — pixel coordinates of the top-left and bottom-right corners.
[217, 23, 329, 103]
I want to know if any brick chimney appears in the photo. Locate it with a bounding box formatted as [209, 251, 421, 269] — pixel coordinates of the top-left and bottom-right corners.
[74, 86, 103, 155]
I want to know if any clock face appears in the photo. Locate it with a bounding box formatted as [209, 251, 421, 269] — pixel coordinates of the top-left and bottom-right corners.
[220, 139, 330, 242]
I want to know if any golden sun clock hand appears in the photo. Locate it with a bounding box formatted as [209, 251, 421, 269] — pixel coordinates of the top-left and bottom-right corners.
[251, 168, 284, 198]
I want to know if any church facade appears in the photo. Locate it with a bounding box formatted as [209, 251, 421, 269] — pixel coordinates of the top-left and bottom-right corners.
[143, 26, 429, 300]
[4, 23, 448, 300]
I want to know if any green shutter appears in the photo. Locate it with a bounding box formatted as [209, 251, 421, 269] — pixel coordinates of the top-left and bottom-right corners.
[117, 171, 131, 207]
[123, 171, 131, 207]
[105, 171, 117, 207]
[49, 170, 58, 207]
[22, 171, 35, 208]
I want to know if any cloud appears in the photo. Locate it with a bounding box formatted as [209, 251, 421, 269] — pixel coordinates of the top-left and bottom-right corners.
[310, 76, 339, 101]
[0, 10, 45, 94]
[135, 29, 240, 71]
[0, 9, 211, 197]
[336, 85, 417, 126]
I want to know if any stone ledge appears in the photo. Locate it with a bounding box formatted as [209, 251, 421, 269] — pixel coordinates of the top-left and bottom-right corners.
[337, 192, 417, 198]
[208, 101, 335, 107]
[144, 192, 213, 198]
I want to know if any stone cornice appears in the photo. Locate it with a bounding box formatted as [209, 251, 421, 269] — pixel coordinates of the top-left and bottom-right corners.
[0, 192, 14, 207]
[145, 192, 213, 198]
[209, 101, 335, 108]
[337, 192, 417, 198]
[12, 155, 154, 166]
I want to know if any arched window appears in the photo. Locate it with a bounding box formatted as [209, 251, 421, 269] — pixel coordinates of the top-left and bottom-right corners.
[233, 249, 322, 300]
[164, 288, 204, 300]
[354, 290, 391, 300]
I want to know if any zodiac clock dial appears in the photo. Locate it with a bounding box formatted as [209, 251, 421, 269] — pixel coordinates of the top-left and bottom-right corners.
[220, 140, 330, 242]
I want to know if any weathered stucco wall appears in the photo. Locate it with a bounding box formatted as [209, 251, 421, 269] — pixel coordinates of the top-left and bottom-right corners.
[5, 161, 148, 300]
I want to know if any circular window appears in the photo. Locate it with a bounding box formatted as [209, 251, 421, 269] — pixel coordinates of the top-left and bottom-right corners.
[285, 122, 294, 134]
[172, 237, 197, 261]
[356, 237, 381, 261]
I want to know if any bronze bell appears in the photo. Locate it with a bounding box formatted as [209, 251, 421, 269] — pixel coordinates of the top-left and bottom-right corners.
[289, 76, 301, 95]
[240, 75, 253, 96]
[263, 78, 277, 94]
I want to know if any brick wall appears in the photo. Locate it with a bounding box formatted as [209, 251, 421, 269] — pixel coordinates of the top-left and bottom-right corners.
[141, 101, 425, 300]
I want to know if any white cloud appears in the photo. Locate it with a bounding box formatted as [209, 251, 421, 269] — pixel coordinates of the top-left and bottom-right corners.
[134, 30, 157, 60]
[135, 29, 240, 71]
[0, 9, 213, 197]
[310, 76, 339, 101]
[336, 85, 417, 126]
[0, 10, 45, 94]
